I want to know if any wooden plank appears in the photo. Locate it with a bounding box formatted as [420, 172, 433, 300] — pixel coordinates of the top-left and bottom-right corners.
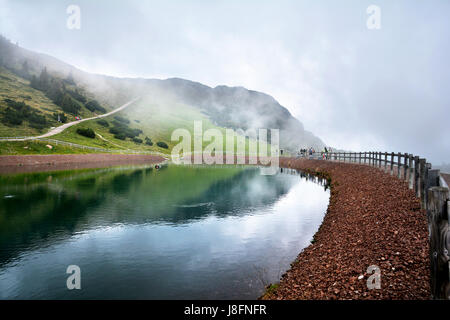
[397, 152, 402, 179]
[420, 158, 426, 207]
[390, 152, 394, 175]
[403, 153, 408, 181]
[384, 152, 388, 172]
[414, 156, 420, 197]
[408, 154, 414, 189]
[427, 187, 450, 299]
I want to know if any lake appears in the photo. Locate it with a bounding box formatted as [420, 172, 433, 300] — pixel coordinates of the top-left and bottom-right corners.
[0, 164, 329, 299]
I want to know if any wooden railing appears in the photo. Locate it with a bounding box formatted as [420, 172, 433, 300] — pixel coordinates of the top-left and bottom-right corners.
[299, 150, 449, 299]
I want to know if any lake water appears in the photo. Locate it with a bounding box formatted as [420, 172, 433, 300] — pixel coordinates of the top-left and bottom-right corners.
[0, 165, 329, 299]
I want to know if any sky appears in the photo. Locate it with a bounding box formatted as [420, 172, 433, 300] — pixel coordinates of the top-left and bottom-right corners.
[0, 0, 449, 163]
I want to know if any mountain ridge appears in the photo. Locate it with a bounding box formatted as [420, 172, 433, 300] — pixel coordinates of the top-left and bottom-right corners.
[0, 34, 325, 152]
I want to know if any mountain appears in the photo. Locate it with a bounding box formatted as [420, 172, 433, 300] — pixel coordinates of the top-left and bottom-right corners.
[0, 34, 325, 153]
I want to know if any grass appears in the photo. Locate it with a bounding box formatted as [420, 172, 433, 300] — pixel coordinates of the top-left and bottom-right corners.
[0, 140, 104, 155]
[0, 67, 112, 138]
[0, 75, 273, 156]
[265, 283, 279, 295]
[51, 94, 271, 155]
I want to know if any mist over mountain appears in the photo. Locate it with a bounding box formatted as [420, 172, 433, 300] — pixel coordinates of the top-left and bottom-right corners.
[0, 35, 325, 151]
[150, 78, 325, 150]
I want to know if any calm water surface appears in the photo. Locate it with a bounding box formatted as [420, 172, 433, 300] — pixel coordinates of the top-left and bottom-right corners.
[0, 165, 329, 299]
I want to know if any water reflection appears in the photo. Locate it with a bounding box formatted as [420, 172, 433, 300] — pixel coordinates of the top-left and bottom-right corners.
[0, 165, 329, 299]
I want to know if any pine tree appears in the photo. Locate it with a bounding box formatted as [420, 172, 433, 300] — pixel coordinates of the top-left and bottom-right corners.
[39, 67, 50, 91]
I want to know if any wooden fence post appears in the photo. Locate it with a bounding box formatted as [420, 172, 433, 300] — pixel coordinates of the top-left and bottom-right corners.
[427, 187, 450, 299]
[414, 156, 420, 197]
[397, 152, 402, 179]
[359, 152, 361, 164]
[403, 153, 408, 181]
[378, 152, 382, 168]
[384, 152, 388, 172]
[408, 154, 414, 189]
[390, 152, 394, 175]
[419, 159, 426, 207]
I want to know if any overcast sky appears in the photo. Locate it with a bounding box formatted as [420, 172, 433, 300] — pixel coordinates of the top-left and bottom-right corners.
[0, 0, 449, 163]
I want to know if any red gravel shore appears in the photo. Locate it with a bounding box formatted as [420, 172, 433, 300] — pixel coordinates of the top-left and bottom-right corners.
[262, 158, 430, 300]
[0, 154, 167, 174]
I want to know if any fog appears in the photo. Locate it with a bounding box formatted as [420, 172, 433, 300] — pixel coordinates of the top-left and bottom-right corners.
[0, 0, 449, 163]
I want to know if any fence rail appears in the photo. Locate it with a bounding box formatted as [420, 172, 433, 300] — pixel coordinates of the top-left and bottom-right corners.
[299, 150, 449, 299]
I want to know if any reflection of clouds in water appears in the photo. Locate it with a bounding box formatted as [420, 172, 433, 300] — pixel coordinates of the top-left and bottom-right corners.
[0, 167, 330, 299]
[220, 180, 329, 247]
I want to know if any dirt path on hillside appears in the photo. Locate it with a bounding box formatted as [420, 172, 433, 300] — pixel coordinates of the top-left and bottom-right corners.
[1, 97, 140, 141]
[0, 153, 165, 174]
[261, 158, 430, 300]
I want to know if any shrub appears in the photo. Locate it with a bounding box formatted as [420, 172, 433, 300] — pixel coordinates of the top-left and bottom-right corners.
[1, 100, 49, 128]
[28, 113, 47, 129]
[132, 137, 143, 144]
[61, 94, 81, 114]
[114, 115, 130, 124]
[109, 121, 142, 139]
[145, 137, 153, 146]
[86, 100, 106, 113]
[114, 133, 126, 140]
[97, 119, 109, 127]
[76, 128, 95, 138]
[156, 141, 169, 149]
[67, 89, 87, 104]
[2, 107, 23, 125]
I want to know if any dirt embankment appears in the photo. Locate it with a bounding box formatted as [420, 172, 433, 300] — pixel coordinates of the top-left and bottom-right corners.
[262, 158, 430, 300]
[0, 154, 166, 174]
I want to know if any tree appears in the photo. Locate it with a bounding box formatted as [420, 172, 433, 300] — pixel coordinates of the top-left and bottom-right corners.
[20, 60, 30, 79]
[30, 75, 39, 89]
[65, 72, 75, 85]
[39, 67, 50, 91]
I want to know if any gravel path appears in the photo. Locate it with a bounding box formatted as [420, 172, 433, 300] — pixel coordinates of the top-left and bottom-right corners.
[262, 158, 430, 300]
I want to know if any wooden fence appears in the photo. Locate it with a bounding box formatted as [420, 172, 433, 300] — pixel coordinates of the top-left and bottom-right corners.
[300, 151, 449, 299]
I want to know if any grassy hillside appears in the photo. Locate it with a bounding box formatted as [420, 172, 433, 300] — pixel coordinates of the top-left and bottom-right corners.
[51, 94, 270, 156]
[0, 65, 114, 139]
[0, 67, 61, 136]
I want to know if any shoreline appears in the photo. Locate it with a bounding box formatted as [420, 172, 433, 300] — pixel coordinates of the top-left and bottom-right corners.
[0, 154, 167, 174]
[261, 158, 430, 300]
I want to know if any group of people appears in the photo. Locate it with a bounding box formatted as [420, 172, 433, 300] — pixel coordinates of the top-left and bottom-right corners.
[298, 146, 332, 159]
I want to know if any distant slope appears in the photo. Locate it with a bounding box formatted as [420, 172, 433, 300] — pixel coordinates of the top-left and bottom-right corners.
[0, 34, 325, 153]
[142, 78, 325, 150]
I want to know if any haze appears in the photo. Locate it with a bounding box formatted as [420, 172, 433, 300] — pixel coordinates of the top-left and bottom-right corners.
[0, 0, 449, 164]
